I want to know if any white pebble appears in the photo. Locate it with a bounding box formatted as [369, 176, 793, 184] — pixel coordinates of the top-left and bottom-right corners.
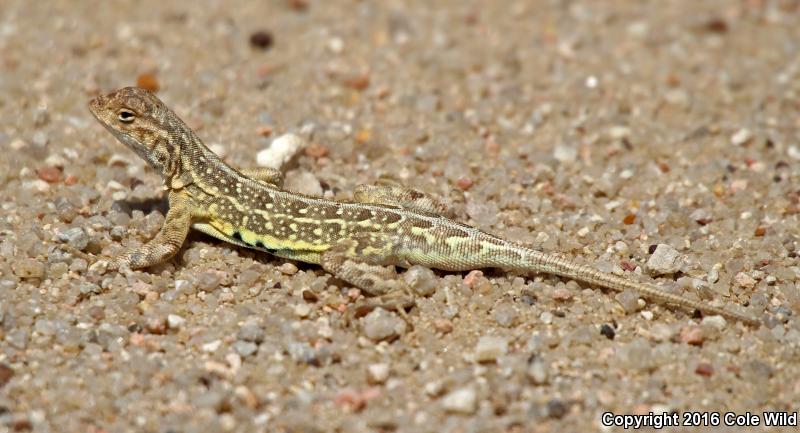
[294, 303, 311, 318]
[730, 128, 752, 146]
[442, 387, 477, 414]
[256, 133, 306, 169]
[701, 315, 728, 331]
[553, 143, 577, 163]
[474, 336, 508, 362]
[367, 363, 390, 384]
[167, 314, 186, 329]
[202, 339, 222, 353]
[527, 361, 548, 384]
[646, 244, 684, 275]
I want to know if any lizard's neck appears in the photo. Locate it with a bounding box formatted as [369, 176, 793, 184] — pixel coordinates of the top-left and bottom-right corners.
[166, 127, 239, 190]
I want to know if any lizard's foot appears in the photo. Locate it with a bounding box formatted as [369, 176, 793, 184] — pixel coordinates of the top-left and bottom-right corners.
[348, 291, 416, 328]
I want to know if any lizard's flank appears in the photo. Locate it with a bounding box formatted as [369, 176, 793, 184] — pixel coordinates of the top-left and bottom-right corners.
[88, 87, 759, 326]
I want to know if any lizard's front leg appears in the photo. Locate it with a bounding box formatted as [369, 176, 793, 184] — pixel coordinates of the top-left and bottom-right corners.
[103, 198, 193, 271]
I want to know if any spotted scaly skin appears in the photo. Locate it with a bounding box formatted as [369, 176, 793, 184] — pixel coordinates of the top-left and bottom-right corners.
[88, 87, 759, 326]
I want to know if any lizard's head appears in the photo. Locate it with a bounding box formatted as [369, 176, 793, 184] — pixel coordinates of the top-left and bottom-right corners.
[89, 87, 181, 176]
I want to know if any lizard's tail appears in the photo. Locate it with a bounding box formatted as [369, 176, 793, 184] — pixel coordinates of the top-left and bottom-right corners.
[499, 246, 760, 326]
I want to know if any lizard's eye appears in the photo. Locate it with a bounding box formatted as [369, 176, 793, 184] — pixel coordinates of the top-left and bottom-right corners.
[117, 109, 136, 123]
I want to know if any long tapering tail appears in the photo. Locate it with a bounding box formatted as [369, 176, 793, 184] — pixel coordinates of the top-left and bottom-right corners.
[495, 244, 760, 326]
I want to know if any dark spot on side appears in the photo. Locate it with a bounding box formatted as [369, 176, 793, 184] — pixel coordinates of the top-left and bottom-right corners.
[381, 211, 402, 224]
[320, 206, 340, 219]
[254, 240, 279, 255]
[411, 218, 433, 229]
[352, 207, 373, 222]
[232, 231, 243, 242]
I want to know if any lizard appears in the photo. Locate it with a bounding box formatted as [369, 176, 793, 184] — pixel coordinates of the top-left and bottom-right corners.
[85, 86, 760, 326]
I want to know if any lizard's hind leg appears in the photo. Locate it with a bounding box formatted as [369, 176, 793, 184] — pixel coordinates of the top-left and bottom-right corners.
[353, 181, 455, 218]
[320, 236, 416, 325]
[320, 236, 408, 296]
[239, 167, 284, 187]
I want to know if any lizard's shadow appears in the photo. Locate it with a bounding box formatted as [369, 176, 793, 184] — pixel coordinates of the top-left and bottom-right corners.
[112, 197, 169, 216]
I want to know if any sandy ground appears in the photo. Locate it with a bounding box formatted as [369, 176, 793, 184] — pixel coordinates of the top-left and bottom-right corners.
[1, 0, 800, 432]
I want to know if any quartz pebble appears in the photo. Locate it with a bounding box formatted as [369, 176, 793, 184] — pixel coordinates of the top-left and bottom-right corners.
[237, 323, 264, 343]
[167, 314, 186, 329]
[733, 272, 757, 290]
[256, 133, 306, 169]
[730, 128, 752, 146]
[680, 326, 705, 346]
[701, 315, 727, 331]
[646, 244, 684, 275]
[57, 227, 89, 251]
[474, 336, 508, 362]
[367, 363, 390, 384]
[442, 387, 477, 414]
[233, 341, 258, 357]
[285, 170, 323, 197]
[362, 308, 406, 341]
[403, 265, 437, 296]
[527, 360, 548, 384]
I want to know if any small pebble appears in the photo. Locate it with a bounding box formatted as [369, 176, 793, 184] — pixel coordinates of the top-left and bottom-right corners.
[237, 323, 264, 343]
[367, 363, 390, 384]
[13, 258, 45, 279]
[196, 271, 222, 292]
[492, 303, 518, 327]
[294, 303, 311, 318]
[474, 336, 508, 362]
[730, 128, 752, 146]
[695, 362, 715, 377]
[433, 318, 453, 334]
[680, 325, 705, 346]
[646, 244, 684, 275]
[462, 270, 484, 288]
[701, 315, 727, 331]
[278, 262, 298, 275]
[403, 265, 437, 296]
[0, 363, 14, 388]
[733, 272, 757, 290]
[249, 30, 274, 50]
[167, 314, 186, 329]
[442, 387, 477, 414]
[553, 144, 577, 163]
[87, 305, 105, 321]
[136, 73, 160, 92]
[202, 340, 222, 353]
[57, 227, 89, 251]
[36, 166, 61, 183]
[456, 178, 474, 190]
[145, 316, 167, 334]
[547, 399, 569, 419]
[256, 133, 307, 169]
[233, 341, 258, 357]
[599, 324, 615, 340]
[285, 170, 323, 197]
[362, 308, 406, 341]
[615, 289, 640, 313]
[304, 143, 329, 159]
[552, 287, 573, 301]
[527, 360, 548, 384]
